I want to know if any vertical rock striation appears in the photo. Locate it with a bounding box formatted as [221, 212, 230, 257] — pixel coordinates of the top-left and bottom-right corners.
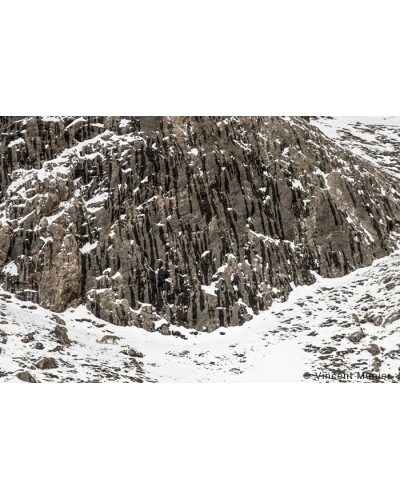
[1, 116, 399, 332]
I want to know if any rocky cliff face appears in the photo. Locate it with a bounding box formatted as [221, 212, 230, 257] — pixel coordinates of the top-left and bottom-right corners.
[1, 116, 399, 333]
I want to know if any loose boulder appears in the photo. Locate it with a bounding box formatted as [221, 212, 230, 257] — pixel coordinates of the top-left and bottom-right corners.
[52, 315, 66, 326]
[35, 357, 57, 370]
[121, 348, 144, 358]
[16, 371, 38, 383]
[128, 348, 144, 358]
[368, 344, 380, 356]
[347, 330, 366, 343]
[157, 323, 171, 336]
[320, 346, 337, 354]
[53, 325, 71, 345]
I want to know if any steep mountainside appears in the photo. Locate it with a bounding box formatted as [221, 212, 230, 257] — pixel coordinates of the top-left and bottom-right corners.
[311, 116, 400, 178]
[1, 116, 400, 334]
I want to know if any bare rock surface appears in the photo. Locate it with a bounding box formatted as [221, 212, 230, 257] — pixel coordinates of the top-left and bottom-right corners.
[1, 116, 400, 333]
[16, 371, 37, 383]
[36, 357, 57, 370]
[53, 325, 71, 345]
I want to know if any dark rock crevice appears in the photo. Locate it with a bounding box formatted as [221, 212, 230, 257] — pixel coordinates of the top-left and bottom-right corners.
[1, 116, 400, 332]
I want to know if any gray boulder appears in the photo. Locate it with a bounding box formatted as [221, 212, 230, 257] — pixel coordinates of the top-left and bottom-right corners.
[53, 325, 71, 345]
[16, 371, 38, 383]
[35, 357, 57, 370]
[347, 330, 366, 343]
[368, 344, 380, 356]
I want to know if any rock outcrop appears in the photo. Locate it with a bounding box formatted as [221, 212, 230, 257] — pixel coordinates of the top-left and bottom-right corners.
[1, 116, 400, 332]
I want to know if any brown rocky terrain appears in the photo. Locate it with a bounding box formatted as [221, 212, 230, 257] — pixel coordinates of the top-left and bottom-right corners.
[1, 116, 400, 333]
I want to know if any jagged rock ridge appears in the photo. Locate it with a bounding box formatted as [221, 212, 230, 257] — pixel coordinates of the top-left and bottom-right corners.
[1, 116, 400, 332]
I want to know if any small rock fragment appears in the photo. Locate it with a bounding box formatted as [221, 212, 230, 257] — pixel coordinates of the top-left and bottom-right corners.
[49, 345, 63, 353]
[52, 315, 66, 326]
[368, 344, 380, 356]
[347, 330, 366, 343]
[372, 357, 382, 372]
[320, 347, 337, 354]
[157, 324, 171, 336]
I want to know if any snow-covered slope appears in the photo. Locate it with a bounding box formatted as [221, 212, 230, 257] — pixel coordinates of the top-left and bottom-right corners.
[2, 232, 400, 383]
[311, 116, 400, 179]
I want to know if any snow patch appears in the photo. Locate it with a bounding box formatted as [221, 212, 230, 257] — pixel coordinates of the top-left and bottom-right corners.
[2, 261, 18, 276]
